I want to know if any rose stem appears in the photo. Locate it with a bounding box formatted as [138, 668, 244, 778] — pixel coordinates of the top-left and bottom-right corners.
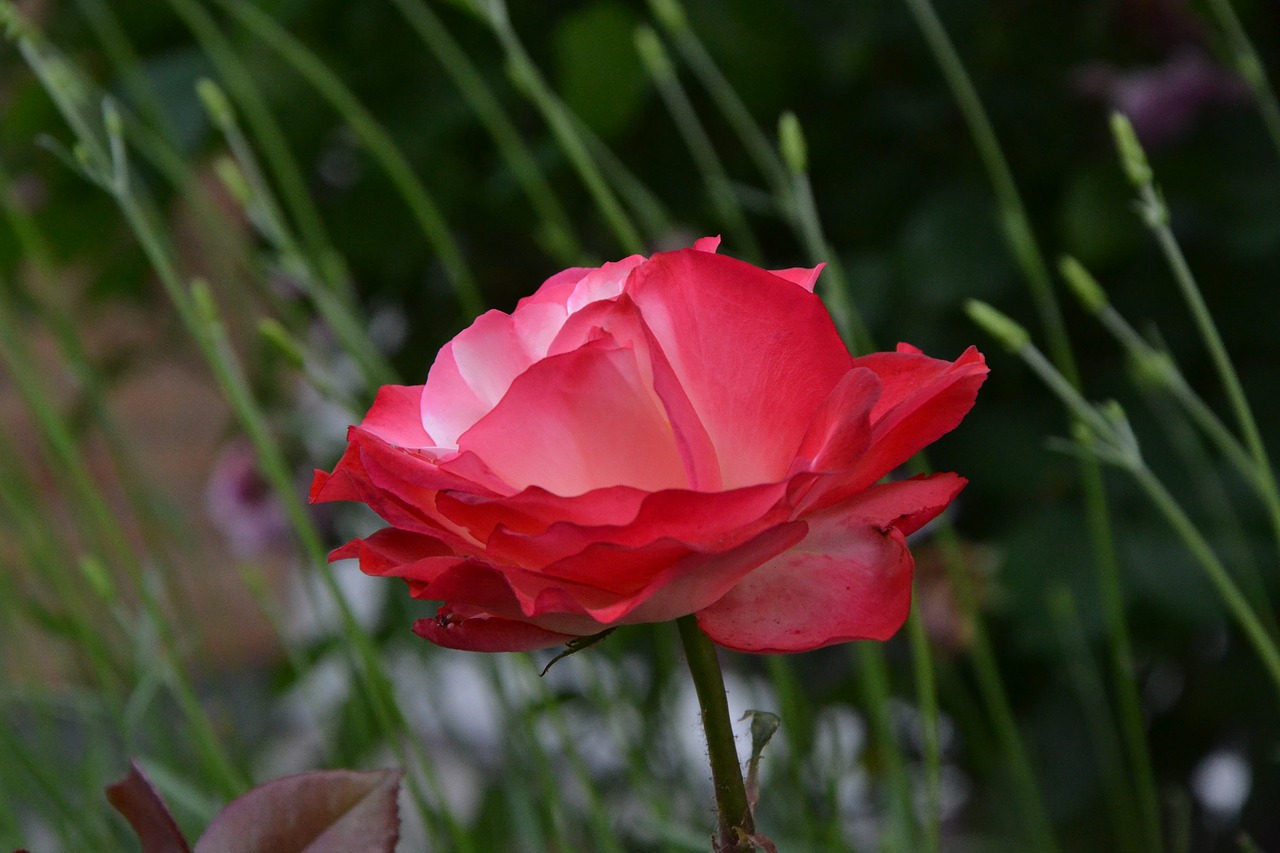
[676, 615, 755, 851]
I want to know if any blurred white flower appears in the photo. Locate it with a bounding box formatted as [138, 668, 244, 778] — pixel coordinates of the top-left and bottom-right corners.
[1192, 749, 1251, 821]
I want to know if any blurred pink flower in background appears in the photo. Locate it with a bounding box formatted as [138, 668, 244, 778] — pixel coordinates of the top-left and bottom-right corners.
[1074, 50, 1249, 147]
[206, 438, 292, 559]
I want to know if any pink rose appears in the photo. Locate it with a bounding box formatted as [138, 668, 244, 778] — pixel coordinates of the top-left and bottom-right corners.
[311, 238, 987, 654]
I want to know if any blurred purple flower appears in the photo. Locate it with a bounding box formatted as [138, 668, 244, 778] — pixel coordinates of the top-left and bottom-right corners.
[206, 438, 291, 559]
[1074, 51, 1249, 147]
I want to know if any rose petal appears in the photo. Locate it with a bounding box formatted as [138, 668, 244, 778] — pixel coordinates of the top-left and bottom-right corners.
[334, 527, 457, 572]
[358, 385, 433, 448]
[415, 560, 606, 633]
[420, 304, 568, 448]
[855, 344, 987, 433]
[435, 484, 651, 542]
[479, 480, 791, 570]
[613, 520, 808, 624]
[546, 295, 723, 490]
[415, 609, 578, 651]
[312, 431, 502, 546]
[458, 338, 688, 495]
[790, 367, 879, 475]
[840, 345, 988, 491]
[519, 255, 646, 314]
[840, 472, 968, 536]
[696, 510, 914, 653]
[769, 263, 825, 293]
[411, 521, 806, 638]
[630, 249, 854, 488]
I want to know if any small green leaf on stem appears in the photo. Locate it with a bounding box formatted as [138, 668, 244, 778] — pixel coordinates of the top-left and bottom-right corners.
[740, 710, 780, 810]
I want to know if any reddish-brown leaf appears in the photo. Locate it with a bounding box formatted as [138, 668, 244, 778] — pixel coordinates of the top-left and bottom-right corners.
[104, 762, 192, 853]
[192, 768, 402, 853]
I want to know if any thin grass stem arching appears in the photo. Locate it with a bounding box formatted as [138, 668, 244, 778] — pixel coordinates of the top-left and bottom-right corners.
[212, 0, 485, 319]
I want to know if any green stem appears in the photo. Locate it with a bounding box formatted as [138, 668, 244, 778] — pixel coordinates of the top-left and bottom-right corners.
[164, 0, 345, 290]
[1139, 184, 1280, 554]
[484, 0, 645, 255]
[213, 0, 484, 318]
[1203, 0, 1280, 163]
[1048, 586, 1142, 852]
[905, 605, 941, 853]
[390, 0, 582, 264]
[1130, 463, 1280, 699]
[900, 0, 1074, 383]
[635, 25, 760, 262]
[648, 0, 790, 199]
[676, 615, 755, 852]
[903, 2, 1138, 842]
[1015, 339, 1280, 701]
[1076, 452, 1163, 851]
[201, 80, 398, 389]
[855, 643, 917, 852]
[1093, 305, 1262, 494]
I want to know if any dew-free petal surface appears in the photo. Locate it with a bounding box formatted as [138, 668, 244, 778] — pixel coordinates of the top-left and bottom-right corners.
[459, 339, 688, 495]
[630, 250, 853, 488]
[696, 509, 913, 653]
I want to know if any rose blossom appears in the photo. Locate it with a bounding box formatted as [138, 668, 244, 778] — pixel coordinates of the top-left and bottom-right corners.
[311, 238, 987, 654]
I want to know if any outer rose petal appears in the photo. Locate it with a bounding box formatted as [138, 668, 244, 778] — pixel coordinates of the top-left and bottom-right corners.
[832, 345, 988, 500]
[359, 385, 433, 448]
[332, 527, 455, 572]
[855, 343, 987, 426]
[415, 609, 577, 652]
[842, 472, 968, 536]
[769, 264, 824, 293]
[416, 520, 808, 635]
[695, 509, 914, 653]
[478, 481, 791, 571]
[790, 367, 879, 475]
[313, 428, 504, 546]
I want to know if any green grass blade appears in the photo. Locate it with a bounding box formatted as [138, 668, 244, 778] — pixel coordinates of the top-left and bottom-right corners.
[211, 0, 484, 318]
[390, 0, 584, 264]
